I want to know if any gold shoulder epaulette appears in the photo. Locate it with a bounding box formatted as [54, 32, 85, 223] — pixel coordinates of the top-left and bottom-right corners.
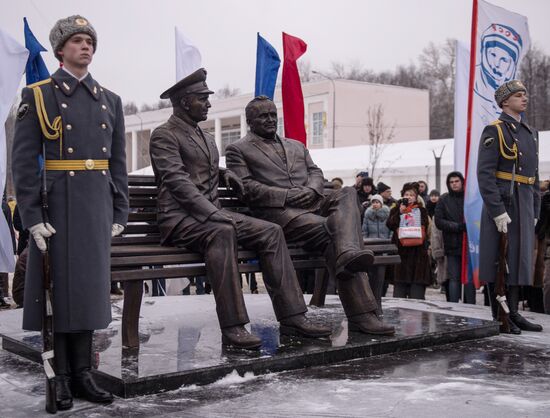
[31, 79, 63, 158]
[490, 119, 502, 126]
[27, 78, 52, 89]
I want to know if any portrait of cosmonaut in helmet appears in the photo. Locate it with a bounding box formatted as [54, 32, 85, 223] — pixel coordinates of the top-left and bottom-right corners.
[474, 23, 524, 119]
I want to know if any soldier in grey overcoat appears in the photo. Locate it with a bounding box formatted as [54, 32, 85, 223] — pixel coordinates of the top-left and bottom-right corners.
[149, 68, 331, 351]
[226, 96, 394, 335]
[477, 79, 542, 334]
[12, 16, 128, 409]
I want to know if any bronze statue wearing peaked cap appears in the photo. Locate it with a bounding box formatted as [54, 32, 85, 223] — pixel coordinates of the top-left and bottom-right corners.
[149, 68, 331, 350]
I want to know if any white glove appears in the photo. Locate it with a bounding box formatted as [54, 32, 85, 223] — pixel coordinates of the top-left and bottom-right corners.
[29, 223, 56, 252]
[535, 218, 538, 227]
[494, 212, 512, 233]
[112, 223, 125, 237]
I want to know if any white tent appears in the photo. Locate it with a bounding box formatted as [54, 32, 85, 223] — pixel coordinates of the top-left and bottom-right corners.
[132, 130, 550, 194]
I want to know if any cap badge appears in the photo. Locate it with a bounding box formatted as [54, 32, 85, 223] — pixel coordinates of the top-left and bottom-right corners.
[75, 18, 88, 26]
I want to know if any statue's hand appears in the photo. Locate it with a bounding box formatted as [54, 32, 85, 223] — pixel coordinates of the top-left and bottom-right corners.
[286, 187, 305, 206]
[223, 170, 245, 197]
[287, 187, 318, 208]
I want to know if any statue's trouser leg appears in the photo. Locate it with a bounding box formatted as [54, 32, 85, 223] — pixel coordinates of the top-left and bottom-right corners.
[284, 212, 377, 318]
[171, 218, 250, 329]
[231, 211, 306, 321]
[318, 187, 365, 261]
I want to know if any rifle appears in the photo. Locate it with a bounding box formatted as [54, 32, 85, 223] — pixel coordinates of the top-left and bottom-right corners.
[495, 232, 510, 333]
[40, 143, 57, 414]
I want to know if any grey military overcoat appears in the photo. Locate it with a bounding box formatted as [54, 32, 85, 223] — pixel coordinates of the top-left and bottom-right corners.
[12, 69, 128, 332]
[477, 112, 540, 286]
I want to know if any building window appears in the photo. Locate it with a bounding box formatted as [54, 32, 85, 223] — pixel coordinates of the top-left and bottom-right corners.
[311, 112, 325, 145]
[221, 129, 241, 155]
[277, 117, 284, 138]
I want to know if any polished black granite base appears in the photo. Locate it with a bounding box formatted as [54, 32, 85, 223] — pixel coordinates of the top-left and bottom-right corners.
[0, 295, 498, 397]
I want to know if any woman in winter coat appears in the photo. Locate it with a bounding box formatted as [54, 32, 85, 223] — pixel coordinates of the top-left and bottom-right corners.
[386, 182, 432, 299]
[362, 194, 391, 316]
[362, 194, 391, 239]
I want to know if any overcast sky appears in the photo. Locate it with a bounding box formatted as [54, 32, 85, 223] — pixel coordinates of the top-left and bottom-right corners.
[2, 0, 549, 106]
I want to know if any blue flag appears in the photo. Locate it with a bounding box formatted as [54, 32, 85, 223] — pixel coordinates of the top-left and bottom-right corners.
[24, 17, 49, 85]
[254, 33, 280, 100]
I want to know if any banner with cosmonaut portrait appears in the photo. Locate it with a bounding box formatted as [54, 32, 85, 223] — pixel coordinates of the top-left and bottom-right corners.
[462, 0, 530, 287]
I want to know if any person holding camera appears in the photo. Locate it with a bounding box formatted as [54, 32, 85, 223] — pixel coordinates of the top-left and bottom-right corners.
[386, 182, 432, 299]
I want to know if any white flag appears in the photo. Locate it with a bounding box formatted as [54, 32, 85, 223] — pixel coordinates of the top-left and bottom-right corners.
[463, 0, 530, 285]
[453, 40, 470, 174]
[0, 28, 28, 273]
[175, 27, 201, 81]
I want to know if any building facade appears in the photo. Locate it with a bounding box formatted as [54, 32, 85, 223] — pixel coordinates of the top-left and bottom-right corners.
[124, 79, 429, 172]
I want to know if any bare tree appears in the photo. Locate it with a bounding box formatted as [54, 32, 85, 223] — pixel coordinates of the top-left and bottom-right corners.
[366, 104, 395, 180]
[298, 59, 313, 82]
[123, 101, 138, 115]
[519, 45, 550, 130]
[419, 39, 456, 139]
[215, 85, 241, 99]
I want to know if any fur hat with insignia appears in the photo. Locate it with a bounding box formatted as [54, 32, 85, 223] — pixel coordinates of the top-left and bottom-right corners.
[50, 15, 97, 62]
[494, 79, 527, 107]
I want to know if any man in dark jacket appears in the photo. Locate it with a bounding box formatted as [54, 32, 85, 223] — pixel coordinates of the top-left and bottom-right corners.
[434, 172, 475, 304]
[149, 69, 330, 351]
[13, 16, 129, 409]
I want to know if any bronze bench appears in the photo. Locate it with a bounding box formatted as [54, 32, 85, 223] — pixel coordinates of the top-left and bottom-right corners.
[112, 175, 400, 348]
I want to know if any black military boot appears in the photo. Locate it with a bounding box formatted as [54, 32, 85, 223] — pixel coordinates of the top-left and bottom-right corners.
[487, 284, 520, 334]
[508, 286, 543, 332]
[69, 332, 114, 404]
[53, 333, 73, 410]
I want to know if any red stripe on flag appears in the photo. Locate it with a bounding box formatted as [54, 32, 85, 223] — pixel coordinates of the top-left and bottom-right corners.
[282, 32, 307, 146]
[462, 0, 479, 288]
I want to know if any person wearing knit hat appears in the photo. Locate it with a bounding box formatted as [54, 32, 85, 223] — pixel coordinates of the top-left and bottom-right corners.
[477, 76, 542, 334]
[377, 182, 395, 208]
[13, 15, 128, 410]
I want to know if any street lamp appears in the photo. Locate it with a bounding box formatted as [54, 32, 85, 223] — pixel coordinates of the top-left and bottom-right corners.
[312, 70, 336, 148]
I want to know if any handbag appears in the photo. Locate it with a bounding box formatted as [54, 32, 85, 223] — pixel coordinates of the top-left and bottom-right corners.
[398, 207, 425, 247]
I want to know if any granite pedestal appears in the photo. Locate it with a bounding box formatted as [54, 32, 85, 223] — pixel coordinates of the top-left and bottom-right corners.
[0, 295, 498, 398]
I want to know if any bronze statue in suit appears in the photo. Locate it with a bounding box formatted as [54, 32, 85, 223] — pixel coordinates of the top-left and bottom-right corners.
[149, 70, 331, 349]
[226, 96, 394, 335]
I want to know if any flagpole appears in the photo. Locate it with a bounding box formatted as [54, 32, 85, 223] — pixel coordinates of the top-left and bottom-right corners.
[461, 0, 479, 288]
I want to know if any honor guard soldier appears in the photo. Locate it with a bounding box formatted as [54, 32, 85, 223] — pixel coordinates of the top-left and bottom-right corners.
[477, 80, 543, 334]
[12, 15, 129, 410]
[149, 69, 331, 350]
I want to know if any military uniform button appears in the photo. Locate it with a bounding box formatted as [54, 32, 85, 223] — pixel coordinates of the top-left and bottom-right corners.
[69, 171, 75, 176]
[61, 103, 68, 109]
[102, 170, 106, 175]
[54, 85, 59, 89]
[519, 152, 523, 156]
[100, 87, 104, 92]
[519, 167, 522, 171]
[101, 123, 107, 129]
[66, 124, 72, 130]
[102, 147, 107, 152]
[67, 147, 74, 154]
[101, 104, 107, 110]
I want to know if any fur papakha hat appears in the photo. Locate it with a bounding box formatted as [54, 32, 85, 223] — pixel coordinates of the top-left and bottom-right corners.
[49, 15, 97, 61]
[494, 80, 527, 107]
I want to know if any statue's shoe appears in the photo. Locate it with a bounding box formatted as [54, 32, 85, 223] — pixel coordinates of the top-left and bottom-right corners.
[280, 314, 332, 338]
[221, 325, 262, 350]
